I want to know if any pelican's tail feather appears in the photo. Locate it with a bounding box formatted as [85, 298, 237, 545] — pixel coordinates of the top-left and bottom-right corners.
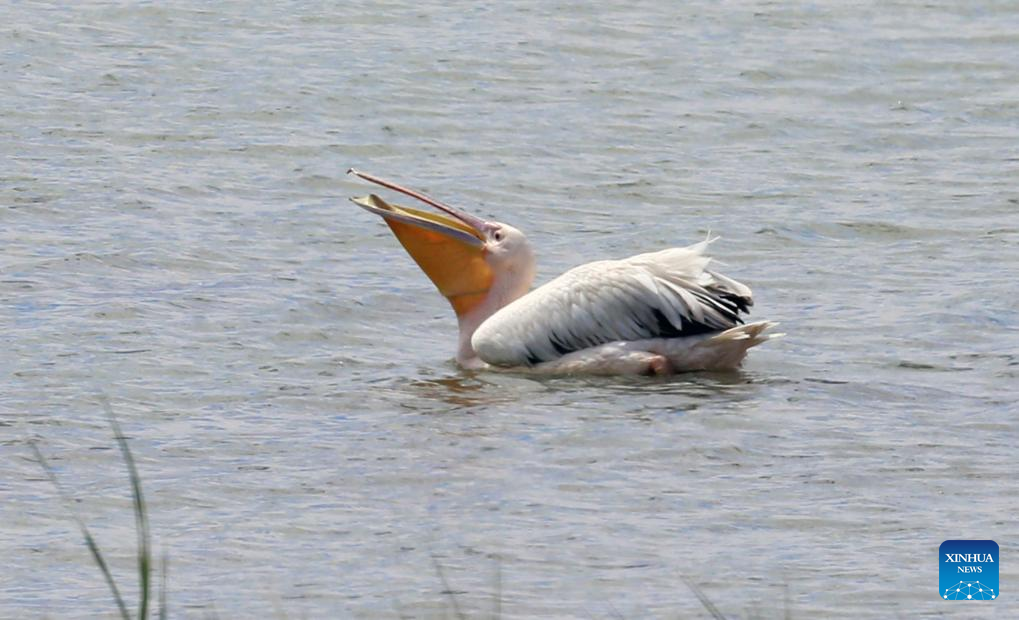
[675, 320, 782, 370]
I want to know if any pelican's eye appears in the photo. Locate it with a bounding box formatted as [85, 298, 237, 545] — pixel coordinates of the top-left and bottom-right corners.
[493, 230, 504, 242]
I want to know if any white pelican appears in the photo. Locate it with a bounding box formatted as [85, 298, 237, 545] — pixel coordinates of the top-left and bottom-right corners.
[350, 169, 778, 375]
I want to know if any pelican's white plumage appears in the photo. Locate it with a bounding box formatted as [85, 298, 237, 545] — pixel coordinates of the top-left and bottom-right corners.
[350, 170, 778, 375]
[473, 242, 753, 366]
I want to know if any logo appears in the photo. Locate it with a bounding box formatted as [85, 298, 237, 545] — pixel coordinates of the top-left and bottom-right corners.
[940, 540, 998, 600]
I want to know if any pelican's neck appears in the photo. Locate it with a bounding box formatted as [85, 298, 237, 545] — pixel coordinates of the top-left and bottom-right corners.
[455, 263, 534, 367]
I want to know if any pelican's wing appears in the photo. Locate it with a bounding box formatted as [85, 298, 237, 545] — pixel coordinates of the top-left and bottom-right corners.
[471, 240, 753, 366]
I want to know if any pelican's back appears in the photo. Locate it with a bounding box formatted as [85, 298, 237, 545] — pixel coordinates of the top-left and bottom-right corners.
[471, 241, 753, 367]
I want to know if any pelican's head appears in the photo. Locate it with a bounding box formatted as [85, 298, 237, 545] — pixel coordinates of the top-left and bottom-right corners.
[481, 221, 534, 277]
[349, 169, 536, 326]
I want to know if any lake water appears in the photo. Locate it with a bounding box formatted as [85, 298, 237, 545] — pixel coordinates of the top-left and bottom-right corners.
[3, 1, 1018, 618]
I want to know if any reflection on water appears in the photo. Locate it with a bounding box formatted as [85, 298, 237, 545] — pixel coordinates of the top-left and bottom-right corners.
[406, 373, 520, 410]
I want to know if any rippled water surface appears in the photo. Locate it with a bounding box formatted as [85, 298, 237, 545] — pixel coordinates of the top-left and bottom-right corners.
[3, 1, 1018, 618]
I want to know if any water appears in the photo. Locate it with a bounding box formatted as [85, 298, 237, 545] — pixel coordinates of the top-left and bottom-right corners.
[3, 1, 1018, 617]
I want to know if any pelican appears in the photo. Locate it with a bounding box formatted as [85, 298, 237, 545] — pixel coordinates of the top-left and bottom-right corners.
[350, 169, 778, 375]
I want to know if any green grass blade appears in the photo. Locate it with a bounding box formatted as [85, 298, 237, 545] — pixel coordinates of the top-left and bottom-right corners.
[431, 555, 466, 620]
[681, 576, 726, 620]
[30, 441, 131, 620]
[158, 551, 168, 620]
[491, 559, 501, 620]
[103, 400, 152, 620]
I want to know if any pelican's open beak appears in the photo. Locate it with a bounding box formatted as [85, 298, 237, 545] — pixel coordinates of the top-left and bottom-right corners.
[349, 169, 494, 318]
